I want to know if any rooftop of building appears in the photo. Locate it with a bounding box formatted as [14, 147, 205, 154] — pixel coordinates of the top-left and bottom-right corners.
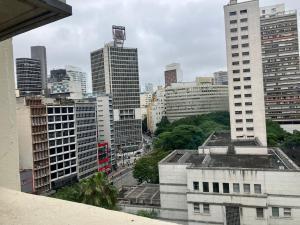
[118, 184, 160, 206]
[160, 132, 299, 171]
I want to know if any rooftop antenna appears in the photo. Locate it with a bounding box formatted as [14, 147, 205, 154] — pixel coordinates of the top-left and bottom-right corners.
[112, 25, 126, 48]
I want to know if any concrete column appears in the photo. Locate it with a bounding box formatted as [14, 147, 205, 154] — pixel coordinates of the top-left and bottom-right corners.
[0, 38, 20, 191]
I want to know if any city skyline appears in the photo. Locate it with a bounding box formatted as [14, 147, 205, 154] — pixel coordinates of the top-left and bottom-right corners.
[12, 0, 299, 92]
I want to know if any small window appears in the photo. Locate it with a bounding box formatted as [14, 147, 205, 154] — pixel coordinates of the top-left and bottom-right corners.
[236, 119, 243, 123]
[203, 204, 210, 214]
[203, 182, 209, 192]
[235, 111, 242, 115]
[244, 77, 251, 81]
[242, 43, 249, 48]
[231, 36, 238, 41]
[245, 94, 252, 98]
[234, 95, 241, 98]
[241, 18, 248, 23]
[231, 45, 238, 49]
[233, 78, 240, 82]
[236, 127, 243, 131]
[233, 183, 240, 193]
[246, 119, 253, 122]
[194, 203, 200, 213]
[252, 185, 261, 194]
[232, 61, 239, 65]
[242, 52, 250, 56]
[244, 85, 251, 89]
[232, 53, 239, 57]
[241, 26, 248, 31]
[231, 28, 238, 33]
[284, 208, 291, 217]
[272, 207, 279, 217]
[230, 20, 237, 24]
[223, 183, 230, 193]
[246, 110, 253, 114]
[245, 102, 252, 106]
[193, 181, 199, 191]
[233, 70, 240, 74]
[240, 9, 247, 14]
[244, 184, 250, 193]
[235, 103, 242, 106]
[256, 208, 264, 218]
[243, 69, 250, 73]
[243, 60, 250, 64]
[230, 11, 237, 16]
[234, 86, 241, 90]
[247, 127, 254, 131]
[213, 183, 219, 193]
[241, 35, 248, 39]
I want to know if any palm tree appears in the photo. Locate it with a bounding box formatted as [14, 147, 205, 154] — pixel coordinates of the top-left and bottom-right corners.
[79, 172, 118, 210]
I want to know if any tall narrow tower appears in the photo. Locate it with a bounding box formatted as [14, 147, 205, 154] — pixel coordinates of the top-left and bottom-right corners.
[31, 46, 47, 95]
[224, 0, 267, 145]
[91, 26, 142, 152]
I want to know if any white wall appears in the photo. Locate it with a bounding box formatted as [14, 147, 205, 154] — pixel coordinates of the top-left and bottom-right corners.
[0, 39, 20, 191]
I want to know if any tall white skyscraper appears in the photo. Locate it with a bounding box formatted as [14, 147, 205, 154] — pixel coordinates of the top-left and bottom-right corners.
[65, 65, 87, 94]
[224, 0, 267, 145]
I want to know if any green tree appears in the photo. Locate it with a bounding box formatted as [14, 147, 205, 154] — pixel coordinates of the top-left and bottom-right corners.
[53, 172, 118, 210]
[282, 131, 300, 150]
[266, 119, 288, 146]
[154, 116, 171, 135]
[133, 149, 170, 184]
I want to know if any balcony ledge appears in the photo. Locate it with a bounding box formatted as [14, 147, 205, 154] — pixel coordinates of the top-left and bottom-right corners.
[0, 187, 175, 225]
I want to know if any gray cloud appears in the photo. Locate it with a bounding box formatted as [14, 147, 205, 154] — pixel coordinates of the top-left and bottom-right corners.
[13, 0, 299, 92]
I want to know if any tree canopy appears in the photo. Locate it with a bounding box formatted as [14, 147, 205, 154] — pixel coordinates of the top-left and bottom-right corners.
[52, 172, 118, 210]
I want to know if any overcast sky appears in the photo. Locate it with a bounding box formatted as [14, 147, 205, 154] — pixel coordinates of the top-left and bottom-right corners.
[13, 0, 299, 92]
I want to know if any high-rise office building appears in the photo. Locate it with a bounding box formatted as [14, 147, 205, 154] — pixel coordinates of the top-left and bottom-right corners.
[224, 0, 267, 145]
[165, 81, 228, 122]
[214, 71, 228, 85]
[16, 58, 42, 96]
[75, 101, 98, 179]
[66, 65, 87, 94]
[91, 26, 142, 152]
[144, 83, 154, 93]
[260, 4, 300, 132]
[164, 63, 183, 87]
[31, 46, 47, 95]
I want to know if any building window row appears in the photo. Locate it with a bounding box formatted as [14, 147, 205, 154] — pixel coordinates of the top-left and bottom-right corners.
[193, 203, 210, 214]
[229, 9, 247, 16]
[193, 182, 262, 195]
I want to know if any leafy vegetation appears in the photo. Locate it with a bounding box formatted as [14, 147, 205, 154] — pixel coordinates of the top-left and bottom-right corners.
[137, 209, 158, 218]
[134, 112, 300, 184]
[52, 172, 118, 210]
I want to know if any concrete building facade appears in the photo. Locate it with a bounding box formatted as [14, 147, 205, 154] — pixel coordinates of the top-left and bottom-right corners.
[75, 101, 98, 179]
[165, 82, 228, 122]
[66, 65, 87, 94]
[260, 4, 300, 132]
[16, 58, 42, 96]
[91, 42, 142, 152]
[214, 71, 228, 85]
[31, 46, 47, 95]
[147, 87, 166, 133]
[140, 92, 153, 119]
[224, 0, 267, 145]
[164, 63, 183, 87]
[96, 95, 116, 168]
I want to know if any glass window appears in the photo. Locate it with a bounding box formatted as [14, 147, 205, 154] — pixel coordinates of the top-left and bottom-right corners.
[230, 20, 237, 24]
[233, 183, 240, 193]
[244, 184, 250, 193]
[203, 182, 209, 192]
[284, 208, 291, 217]
[272, 207, 279, 217]
[240, 9, 247, 14]
[194, 203, 200, 213]
[236, 119, 243, 123]
[203, 204, 210, 214]
[193, 181, 199, 191]
[223, 183, 230, 193]
[235, 103, 242, 106]
[241, 18, 248, 23]
[213, 183, 219, 193]
[230, 11, 237, 16]
[254, 184, 261, 194]
[256, 208, 264, 218]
